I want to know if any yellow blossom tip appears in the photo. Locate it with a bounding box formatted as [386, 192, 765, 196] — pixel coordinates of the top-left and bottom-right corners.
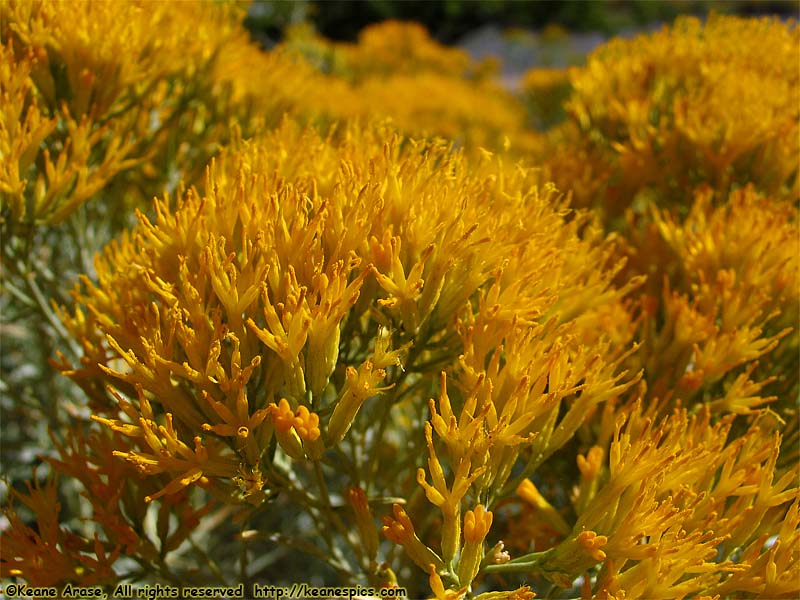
[577, 530, 607, 562]
[464, 504, 493, 544]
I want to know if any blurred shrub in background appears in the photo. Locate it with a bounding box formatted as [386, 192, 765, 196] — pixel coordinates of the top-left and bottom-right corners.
[278, 20, 537, 152]
[534, 14, 799, 221]
[246, 0, 798, 43]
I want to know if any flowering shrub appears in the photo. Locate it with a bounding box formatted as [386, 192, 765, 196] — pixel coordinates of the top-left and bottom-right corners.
[0, 0, 358, 481]
[281, 21, 538, 153]
[532, 14, 799, 221]
[521, 16, 799, 477]
[0, 0, 253, 224]
[1, 4, 798, 599]
[38, 119, 636, 592]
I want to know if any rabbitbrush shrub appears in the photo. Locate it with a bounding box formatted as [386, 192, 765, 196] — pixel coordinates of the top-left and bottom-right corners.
[1, 2, 797, 599]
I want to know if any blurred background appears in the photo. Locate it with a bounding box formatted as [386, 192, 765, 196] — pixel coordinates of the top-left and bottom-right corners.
[245, 0, 799, 84]
[246, 0, 798, 42]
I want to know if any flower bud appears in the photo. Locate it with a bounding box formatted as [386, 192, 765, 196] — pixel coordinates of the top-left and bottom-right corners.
[348, 486, 379, 561]
[381, 504, 445, 571]
[458, 504, 493, 586]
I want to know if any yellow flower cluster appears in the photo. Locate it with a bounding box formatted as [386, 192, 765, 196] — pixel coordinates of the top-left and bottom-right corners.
[529, 403, 799, 597]
[308, 20, 474, 80]
[53, 116, 629, 518]
[631, 186, 800, 413]
[43, 116, 642, 592]
[281, 20, 538, 153]
[1, 5, 536, 227]
[517, 16, 798, 530]
[0, 0, 254, 223]
[0, 4, 797, 599]
[534, 14, 800, 219]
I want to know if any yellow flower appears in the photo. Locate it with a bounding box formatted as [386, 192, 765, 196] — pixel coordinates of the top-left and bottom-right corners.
[458, 504, 493, 586]
[4, 0, 794, 593]
[280, 19, 533, 154]
[327, 359, 392, 445]
[539, 14, 799, 218]
[0, 42, 55, 219]
[417, 422, 486, 564]
[371, 233, 432, 332]
[622, 185, 798, 416]
[0, 0, 252, 223]
[381, 504, 445, 572]
[270, 398, 322, 460]
[427, 564, 467, 600]
[574, 445, 604, 515]
[307, 263, 369, 396]
[247, 278, 312, 398]
[576, 531, 607, 562]
[545, 403, 799, 597]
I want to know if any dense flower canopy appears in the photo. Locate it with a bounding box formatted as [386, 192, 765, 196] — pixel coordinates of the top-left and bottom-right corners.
[0, 3, 797, 598]
[534, 14, 800, 221]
